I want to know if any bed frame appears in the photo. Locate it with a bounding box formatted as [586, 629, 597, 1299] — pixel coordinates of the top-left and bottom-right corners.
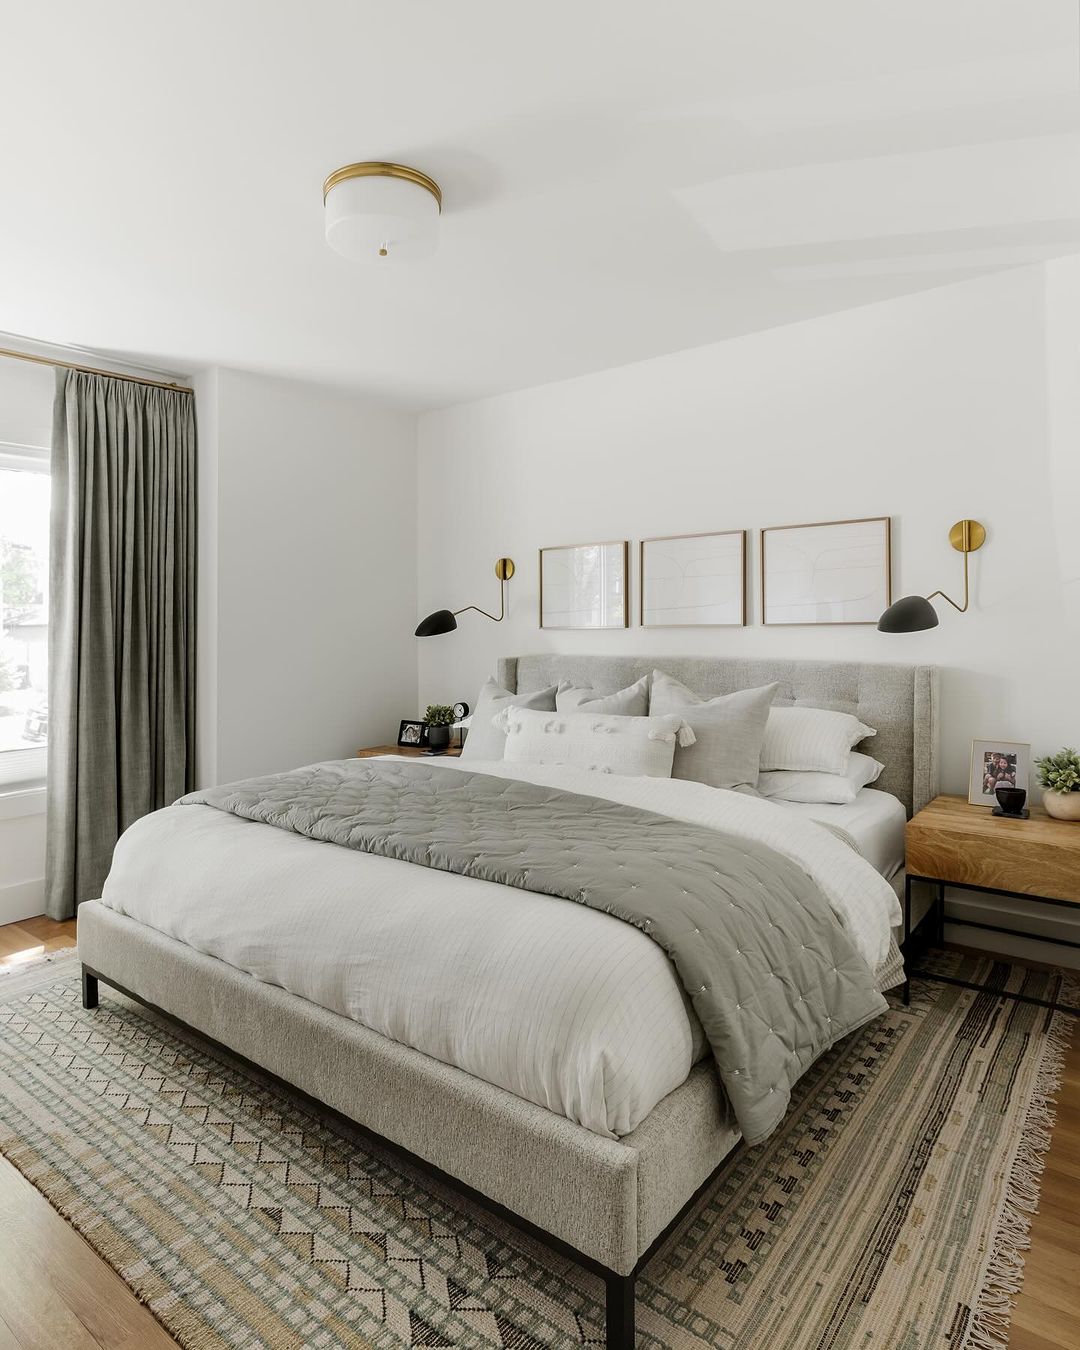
[78, 653, 937, 1348]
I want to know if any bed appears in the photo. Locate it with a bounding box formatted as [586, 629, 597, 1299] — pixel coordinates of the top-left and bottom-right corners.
[77, 653, 938, 1349]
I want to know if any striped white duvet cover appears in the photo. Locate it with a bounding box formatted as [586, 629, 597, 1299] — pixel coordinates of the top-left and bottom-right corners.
[98, 759, 900, 1139]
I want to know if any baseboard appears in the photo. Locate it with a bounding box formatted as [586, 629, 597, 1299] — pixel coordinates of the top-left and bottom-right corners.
[0, 877, 45, 927]
[944, 887, 1080, 972]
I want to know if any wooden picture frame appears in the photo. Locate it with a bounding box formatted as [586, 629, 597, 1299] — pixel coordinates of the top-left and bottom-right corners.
[639, 530, 746, 627]
[968, 739, 1031, 808]
[539, 540, 629, 630]
[760, 517, 891, 626]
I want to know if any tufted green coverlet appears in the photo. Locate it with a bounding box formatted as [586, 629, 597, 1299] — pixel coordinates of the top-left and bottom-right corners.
[182, 760, 887, 1144]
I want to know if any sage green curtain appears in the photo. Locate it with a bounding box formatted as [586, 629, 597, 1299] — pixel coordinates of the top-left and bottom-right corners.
[45, 369, 196, 919]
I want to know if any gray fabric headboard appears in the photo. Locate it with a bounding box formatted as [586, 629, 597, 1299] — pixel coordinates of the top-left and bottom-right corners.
[496, 654, 938, 817]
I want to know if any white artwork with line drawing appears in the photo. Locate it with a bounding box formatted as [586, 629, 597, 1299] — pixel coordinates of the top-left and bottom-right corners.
[540, 541, 627, 629]
[762, 518, 890, 625]
[641, 531, 745, 626]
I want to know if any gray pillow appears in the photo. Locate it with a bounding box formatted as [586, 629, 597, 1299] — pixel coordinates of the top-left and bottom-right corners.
[649, 671, 778, 790]
[460, 677, 558, 760]
[555, 675, 649, 717]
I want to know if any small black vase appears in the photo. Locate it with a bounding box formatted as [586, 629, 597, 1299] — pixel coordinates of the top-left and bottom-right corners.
[426, 724, 451, 753]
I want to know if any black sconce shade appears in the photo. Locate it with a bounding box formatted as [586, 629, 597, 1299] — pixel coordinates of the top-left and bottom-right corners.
[877, 595, 940, 633]
[415, 608, 458, 637]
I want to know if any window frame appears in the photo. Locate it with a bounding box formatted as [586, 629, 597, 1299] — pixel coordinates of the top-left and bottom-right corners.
[0, 439, 50, 794]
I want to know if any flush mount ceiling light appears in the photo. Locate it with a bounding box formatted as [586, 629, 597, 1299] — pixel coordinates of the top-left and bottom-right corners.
[323, 161, 441, 263]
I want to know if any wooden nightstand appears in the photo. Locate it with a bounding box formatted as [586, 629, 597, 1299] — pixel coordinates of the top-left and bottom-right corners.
[354, 744, 462, 759]
[904, 793, 1080, 1014]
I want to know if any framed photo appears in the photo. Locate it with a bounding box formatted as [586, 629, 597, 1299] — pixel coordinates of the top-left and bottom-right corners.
[397, 719, 426, 748]
[761, 517, 891, 626]
[539, 540, 629, 629]
[968, 739, 1031, 808]
[640, 530, 746, 627]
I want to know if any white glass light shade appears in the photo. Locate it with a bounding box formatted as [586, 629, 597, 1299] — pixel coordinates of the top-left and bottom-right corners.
[324, 169, 440, 263]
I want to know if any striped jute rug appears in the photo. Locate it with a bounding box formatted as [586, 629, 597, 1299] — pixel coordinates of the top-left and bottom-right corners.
[0, 950, 1072, 1350]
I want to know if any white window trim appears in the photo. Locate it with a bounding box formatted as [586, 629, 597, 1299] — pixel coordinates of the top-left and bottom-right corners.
[0, 785, 45, 820]
[1, 441, 49, 791]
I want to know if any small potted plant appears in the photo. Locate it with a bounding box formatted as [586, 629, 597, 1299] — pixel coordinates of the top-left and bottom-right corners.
[1035, 746, 1080, 821]
[423, 704, 456, 754]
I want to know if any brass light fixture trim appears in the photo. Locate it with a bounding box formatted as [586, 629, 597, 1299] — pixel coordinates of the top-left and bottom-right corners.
[934, 518, 986, 613]
[322, 162, 442, 212]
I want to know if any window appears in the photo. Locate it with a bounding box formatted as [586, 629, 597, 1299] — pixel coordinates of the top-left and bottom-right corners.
[0, 444, 49, 790]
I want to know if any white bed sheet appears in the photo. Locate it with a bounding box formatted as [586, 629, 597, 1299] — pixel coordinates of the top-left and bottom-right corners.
[99, 760, 899, 1139]
[772, 788, 906, 881]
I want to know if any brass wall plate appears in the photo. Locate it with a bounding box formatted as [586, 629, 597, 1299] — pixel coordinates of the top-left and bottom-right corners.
[949, 520, 986, 553]
[495, 558, 515, 580]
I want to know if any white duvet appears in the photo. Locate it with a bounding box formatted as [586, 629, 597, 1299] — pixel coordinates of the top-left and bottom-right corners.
[98, 759, 901, 1138]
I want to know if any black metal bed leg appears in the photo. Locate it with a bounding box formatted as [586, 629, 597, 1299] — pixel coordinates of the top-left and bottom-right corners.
[81, 968, 98, 1010]
[605, 1270, 636, 1350]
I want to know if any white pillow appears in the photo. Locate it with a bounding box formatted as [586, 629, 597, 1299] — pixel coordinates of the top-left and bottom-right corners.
[757, 752, 886, 805]
[759, 706, 876, 775]
[555, 675, 649, 716]
[494, 706, 695, 779]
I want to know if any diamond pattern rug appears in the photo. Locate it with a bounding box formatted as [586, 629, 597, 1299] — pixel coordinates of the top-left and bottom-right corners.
[0, 951, 1072, 1349]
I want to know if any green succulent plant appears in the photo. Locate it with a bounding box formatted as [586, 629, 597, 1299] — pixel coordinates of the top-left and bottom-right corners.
[1035, 747, 1080, 794]
[423, 703, 456, 728]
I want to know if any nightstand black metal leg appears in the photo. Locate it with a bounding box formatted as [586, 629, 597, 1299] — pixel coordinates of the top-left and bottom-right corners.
[902, 875, 912, 1005]
[937, 882, 946, 946]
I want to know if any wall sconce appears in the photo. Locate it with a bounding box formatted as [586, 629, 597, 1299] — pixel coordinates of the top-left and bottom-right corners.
[415, 558, 516, 637]
[878, 520, 986, 632]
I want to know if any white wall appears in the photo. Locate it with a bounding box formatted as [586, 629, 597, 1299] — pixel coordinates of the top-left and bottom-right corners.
[196, 369, 417, 785]
[418, 263, 1080, 964]
[0, 357, 53, 924]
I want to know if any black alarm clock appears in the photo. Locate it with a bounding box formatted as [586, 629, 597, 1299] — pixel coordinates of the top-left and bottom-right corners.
[452, 701, 470, 721]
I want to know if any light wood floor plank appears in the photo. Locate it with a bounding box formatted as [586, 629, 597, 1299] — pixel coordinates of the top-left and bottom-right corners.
[0, 916, 1075, 1348]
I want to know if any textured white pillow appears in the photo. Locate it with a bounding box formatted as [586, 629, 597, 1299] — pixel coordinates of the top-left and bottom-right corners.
[760, 706, 877, 775]
[555, 675, 649, 716]
[494, 706, 695, 778]
[460, 678, 557, 761]
[757, 752, 885, 805]
[649, 672, 778, 790]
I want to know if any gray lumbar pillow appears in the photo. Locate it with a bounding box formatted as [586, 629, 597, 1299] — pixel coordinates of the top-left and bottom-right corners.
[649, 671, 779, 790]
[555, 675, 650, 717]
[460, 677, 558, 760]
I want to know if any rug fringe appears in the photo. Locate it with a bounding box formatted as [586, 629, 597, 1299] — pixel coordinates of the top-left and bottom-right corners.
[966, 1004, 1074, 1350]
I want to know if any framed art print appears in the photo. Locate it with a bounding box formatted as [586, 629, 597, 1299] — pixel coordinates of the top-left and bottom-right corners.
[539, 540, 629, 629]
[761, 517, 891, 625]
[968, 739, 1031, 807]
[640, 530, 746, 627]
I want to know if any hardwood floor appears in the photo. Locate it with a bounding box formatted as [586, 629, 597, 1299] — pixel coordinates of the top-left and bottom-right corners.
[0, 918, 1077, 1348]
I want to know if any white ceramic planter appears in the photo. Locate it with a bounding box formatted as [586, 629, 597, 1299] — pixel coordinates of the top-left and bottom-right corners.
[1042, 789, 1080, 821]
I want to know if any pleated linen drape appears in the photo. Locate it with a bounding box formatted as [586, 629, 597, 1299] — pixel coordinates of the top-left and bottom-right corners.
[45, 369, 196, 919]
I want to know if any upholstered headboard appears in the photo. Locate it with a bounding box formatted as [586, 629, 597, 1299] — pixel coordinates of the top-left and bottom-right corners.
[496, 654, 939, 817]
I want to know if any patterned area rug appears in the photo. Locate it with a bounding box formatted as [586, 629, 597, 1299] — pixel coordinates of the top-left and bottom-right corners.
[0, 951, 1073, 1350]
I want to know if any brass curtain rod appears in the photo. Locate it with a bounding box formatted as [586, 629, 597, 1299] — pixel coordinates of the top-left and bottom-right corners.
[0, 346, 193, 395]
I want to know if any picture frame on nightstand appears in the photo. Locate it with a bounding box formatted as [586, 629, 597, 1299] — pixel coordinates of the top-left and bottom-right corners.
[968, 738, 1031, 807]
[398, 719, 427, 748]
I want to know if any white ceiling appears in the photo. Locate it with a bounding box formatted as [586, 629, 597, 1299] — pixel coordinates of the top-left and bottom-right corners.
[1, 1, 1078, 409]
